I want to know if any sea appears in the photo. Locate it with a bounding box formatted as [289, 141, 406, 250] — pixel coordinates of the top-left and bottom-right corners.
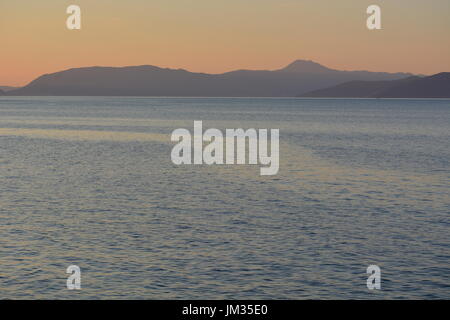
[0, 96, 449, 299]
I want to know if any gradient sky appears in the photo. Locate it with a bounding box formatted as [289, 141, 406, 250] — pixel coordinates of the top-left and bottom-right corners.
[1, 0, 450, 86]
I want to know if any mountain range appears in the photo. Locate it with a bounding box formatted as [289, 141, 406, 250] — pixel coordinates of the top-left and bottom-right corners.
[300, 73, 450, 98]
[2, 60, 449, 98]
[5, 60, 417, 97]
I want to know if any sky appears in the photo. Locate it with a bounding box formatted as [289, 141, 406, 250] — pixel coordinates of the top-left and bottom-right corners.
[1, 0, 450, 86]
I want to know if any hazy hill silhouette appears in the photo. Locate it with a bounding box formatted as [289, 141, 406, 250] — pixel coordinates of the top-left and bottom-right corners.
[0, 86, 17, 92]
[7, 60, 412, 97]
[300, 73, 450, 98]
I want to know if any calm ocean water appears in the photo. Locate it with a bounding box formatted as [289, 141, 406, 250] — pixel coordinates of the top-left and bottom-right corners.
[0, 97, 449, 299]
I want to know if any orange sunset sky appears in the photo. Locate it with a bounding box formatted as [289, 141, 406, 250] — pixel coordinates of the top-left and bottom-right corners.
[1, 0, 450, 86]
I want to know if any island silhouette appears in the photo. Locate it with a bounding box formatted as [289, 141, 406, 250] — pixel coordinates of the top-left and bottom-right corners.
[2, 60, 449, 98]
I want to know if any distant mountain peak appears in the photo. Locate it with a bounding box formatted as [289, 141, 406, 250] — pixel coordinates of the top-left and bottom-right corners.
[279, 60, 335, 73]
